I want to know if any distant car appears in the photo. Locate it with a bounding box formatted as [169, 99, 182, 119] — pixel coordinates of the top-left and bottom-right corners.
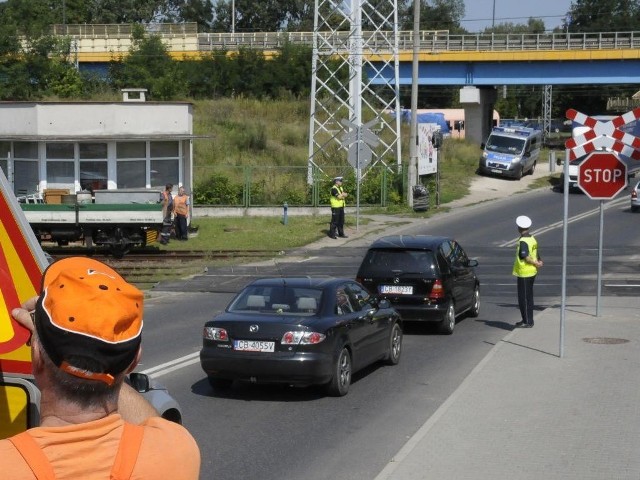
[199, 277, 402, 396]
[558, 155, 586, 192]
[631, 179, 640, 212]
[356, 235, 480, 334]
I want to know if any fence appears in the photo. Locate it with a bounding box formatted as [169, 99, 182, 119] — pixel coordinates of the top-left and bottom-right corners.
[192, 164, 404, 208]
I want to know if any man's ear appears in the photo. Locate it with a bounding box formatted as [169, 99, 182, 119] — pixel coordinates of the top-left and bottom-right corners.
[125, 346, 142, 374]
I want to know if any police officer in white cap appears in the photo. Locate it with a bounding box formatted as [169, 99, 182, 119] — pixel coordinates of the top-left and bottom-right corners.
[512, 215, 543, 327]
[329, 176, 348, 239]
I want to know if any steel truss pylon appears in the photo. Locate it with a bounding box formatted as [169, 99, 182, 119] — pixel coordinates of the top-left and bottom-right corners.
[308, 0, 401, 182]
[542, 85, 553, 140]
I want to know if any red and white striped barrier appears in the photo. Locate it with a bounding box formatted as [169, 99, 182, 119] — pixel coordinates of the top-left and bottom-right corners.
[566, 108, 640, 158]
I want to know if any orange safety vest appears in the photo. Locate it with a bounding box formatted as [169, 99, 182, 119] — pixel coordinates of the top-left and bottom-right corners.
[173, 194, 189, 216]
[7, 422, 144, 480]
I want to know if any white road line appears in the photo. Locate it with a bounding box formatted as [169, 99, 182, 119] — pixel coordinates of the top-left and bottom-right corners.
[140, 351, 200, 378]
[500, 197, 627, 248]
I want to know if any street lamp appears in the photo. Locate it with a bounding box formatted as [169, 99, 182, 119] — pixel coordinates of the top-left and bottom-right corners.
[492, 0, 495, 29]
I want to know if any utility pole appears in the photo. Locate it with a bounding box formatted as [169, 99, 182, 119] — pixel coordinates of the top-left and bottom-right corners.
[408, 0, 420, 207]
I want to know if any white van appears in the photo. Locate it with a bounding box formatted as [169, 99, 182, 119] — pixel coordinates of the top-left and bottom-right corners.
[478, 126, 542, 180]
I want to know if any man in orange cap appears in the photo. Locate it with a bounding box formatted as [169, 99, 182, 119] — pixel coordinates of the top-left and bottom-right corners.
[0, 257, 200, 479]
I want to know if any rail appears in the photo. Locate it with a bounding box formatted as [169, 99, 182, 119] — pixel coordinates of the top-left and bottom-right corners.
[50, 23, 640, 55]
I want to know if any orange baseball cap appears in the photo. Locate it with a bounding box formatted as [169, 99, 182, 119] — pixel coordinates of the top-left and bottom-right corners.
[34, 257, 143, 385]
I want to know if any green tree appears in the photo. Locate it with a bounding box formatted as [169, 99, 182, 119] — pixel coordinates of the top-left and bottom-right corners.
[398, 0, 466, 32]
[108, 26, 186, 100]
[567, 0, 640, 32]
[161, 0, 215, 30]
[212, 0, 313, 32]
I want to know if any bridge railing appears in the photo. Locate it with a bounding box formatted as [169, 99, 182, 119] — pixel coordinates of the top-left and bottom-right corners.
[49, 23, 640, 55]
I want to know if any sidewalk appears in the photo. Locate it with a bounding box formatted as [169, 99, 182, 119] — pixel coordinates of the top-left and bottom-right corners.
[374, 296, 640, 480]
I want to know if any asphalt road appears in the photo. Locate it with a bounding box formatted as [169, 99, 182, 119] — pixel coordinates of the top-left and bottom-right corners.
[140, 184, 640, 480]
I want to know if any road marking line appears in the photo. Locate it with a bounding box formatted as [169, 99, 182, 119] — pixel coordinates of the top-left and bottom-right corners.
[140, 351, 200, 378]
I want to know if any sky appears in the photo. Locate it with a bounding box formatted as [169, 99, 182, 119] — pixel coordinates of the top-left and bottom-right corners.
[461, 0, 574, 32]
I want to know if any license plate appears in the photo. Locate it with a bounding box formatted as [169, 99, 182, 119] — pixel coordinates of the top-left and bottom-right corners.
[233, 340, 275, 352]
[491, 169, 502, 174]
[380, 285, 413, 295]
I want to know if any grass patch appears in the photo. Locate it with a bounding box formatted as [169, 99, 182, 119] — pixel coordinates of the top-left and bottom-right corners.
[159, 216, 334, 251]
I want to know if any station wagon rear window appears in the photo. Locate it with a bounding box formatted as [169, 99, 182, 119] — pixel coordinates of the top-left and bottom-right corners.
[360, 249, 438, 277]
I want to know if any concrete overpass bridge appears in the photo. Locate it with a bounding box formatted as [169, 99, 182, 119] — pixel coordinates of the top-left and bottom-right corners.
[56, 23, 640, 86]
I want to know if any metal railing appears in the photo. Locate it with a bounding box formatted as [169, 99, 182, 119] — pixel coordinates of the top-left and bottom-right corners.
[49, 24, 640, 55]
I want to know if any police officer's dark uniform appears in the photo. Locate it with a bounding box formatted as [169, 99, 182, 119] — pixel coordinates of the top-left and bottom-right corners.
[329, 176, 348, 239]
[512, 215, 543, 327]
[159, 183, 174, 245]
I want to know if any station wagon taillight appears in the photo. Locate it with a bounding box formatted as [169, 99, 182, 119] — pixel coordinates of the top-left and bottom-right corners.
[429, 279, 445, 299]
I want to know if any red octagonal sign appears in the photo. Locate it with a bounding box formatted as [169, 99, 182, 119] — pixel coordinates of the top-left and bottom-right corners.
[578, 151, 628, 200]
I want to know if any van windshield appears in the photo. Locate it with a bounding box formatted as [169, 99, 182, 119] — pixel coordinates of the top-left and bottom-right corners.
[486, 135, 526, 154]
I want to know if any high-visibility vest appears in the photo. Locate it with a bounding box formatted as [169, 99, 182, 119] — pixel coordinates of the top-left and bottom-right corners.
[330, 185, 345, 208]
[512, 235, 539, 278]
[173, 194, 189, 216]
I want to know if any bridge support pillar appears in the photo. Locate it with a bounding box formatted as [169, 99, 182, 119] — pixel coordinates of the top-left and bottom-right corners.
[459, 86, 497, 144]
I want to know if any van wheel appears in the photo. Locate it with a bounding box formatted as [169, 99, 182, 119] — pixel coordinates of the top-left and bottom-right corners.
[516, 166, 524, 180]
[438, 302, 456, 335]
[529, 161, 537, 175]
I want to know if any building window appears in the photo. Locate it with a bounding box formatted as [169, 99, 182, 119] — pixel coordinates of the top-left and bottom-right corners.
[0, 141, 9, 179]
[150, 141, 179, 188]
[117, 142, 145, 159]
[14, 160, 39, 196]
[46, 143, 74, 159]
[14, 142, 38, 159]
[79, 143, 107, 192]
[117, 160, 146, 188]
[13, 142, 39, 195]
[151, 159, 178, 188]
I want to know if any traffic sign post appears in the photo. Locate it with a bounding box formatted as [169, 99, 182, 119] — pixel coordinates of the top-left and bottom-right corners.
[577, 151, 628, 199]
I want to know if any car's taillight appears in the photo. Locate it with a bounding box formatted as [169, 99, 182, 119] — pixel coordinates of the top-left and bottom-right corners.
[429, 279, 445, 299]
[281, 331, 326, 345]
[203, 327, 228, 341]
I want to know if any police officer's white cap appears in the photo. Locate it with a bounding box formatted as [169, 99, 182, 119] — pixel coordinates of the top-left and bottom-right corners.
[334, 176, 343, 183]
[516, 215, 532, 229]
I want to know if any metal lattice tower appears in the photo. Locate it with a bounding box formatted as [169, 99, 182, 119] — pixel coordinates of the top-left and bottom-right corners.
[308, 0, 401, 181]
[542, 85, 553, 140]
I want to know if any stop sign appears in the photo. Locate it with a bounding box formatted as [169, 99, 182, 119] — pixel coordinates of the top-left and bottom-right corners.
[578, 151, 628, 199]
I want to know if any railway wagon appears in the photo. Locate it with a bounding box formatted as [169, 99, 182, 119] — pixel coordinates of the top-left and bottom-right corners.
[20, 189, 164, 257]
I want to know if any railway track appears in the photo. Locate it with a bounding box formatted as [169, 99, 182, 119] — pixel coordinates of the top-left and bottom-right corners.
[44, 248, 284, 289]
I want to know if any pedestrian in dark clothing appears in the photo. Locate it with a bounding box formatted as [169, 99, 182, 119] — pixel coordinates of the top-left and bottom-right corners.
[512, 215, 543, 328]
[159, 183, 173, 245]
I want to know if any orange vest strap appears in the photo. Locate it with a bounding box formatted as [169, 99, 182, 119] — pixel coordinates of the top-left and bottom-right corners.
[7, 431, 57, 480]
[110, 422, 145, 480]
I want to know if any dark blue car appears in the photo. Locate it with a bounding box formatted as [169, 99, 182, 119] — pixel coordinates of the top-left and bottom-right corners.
[200, 277, 402, 396]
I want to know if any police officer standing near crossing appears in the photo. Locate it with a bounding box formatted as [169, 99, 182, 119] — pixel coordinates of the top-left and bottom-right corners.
[159, 183, 173, 245]
[329, 176, 348, 239]
[513, 215, 543, 328]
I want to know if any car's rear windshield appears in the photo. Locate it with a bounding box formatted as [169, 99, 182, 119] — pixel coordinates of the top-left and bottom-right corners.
[360, 249, 438, 277]
[228, 285, 323, 315]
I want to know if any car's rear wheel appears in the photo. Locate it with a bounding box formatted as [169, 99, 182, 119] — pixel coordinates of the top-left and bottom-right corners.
[208, 376, 233, 390]
[438, 302, 456, 335]
[326, 347, 351, 396]
[468, 286, 480, 318]
[384, 323, 402, 365]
